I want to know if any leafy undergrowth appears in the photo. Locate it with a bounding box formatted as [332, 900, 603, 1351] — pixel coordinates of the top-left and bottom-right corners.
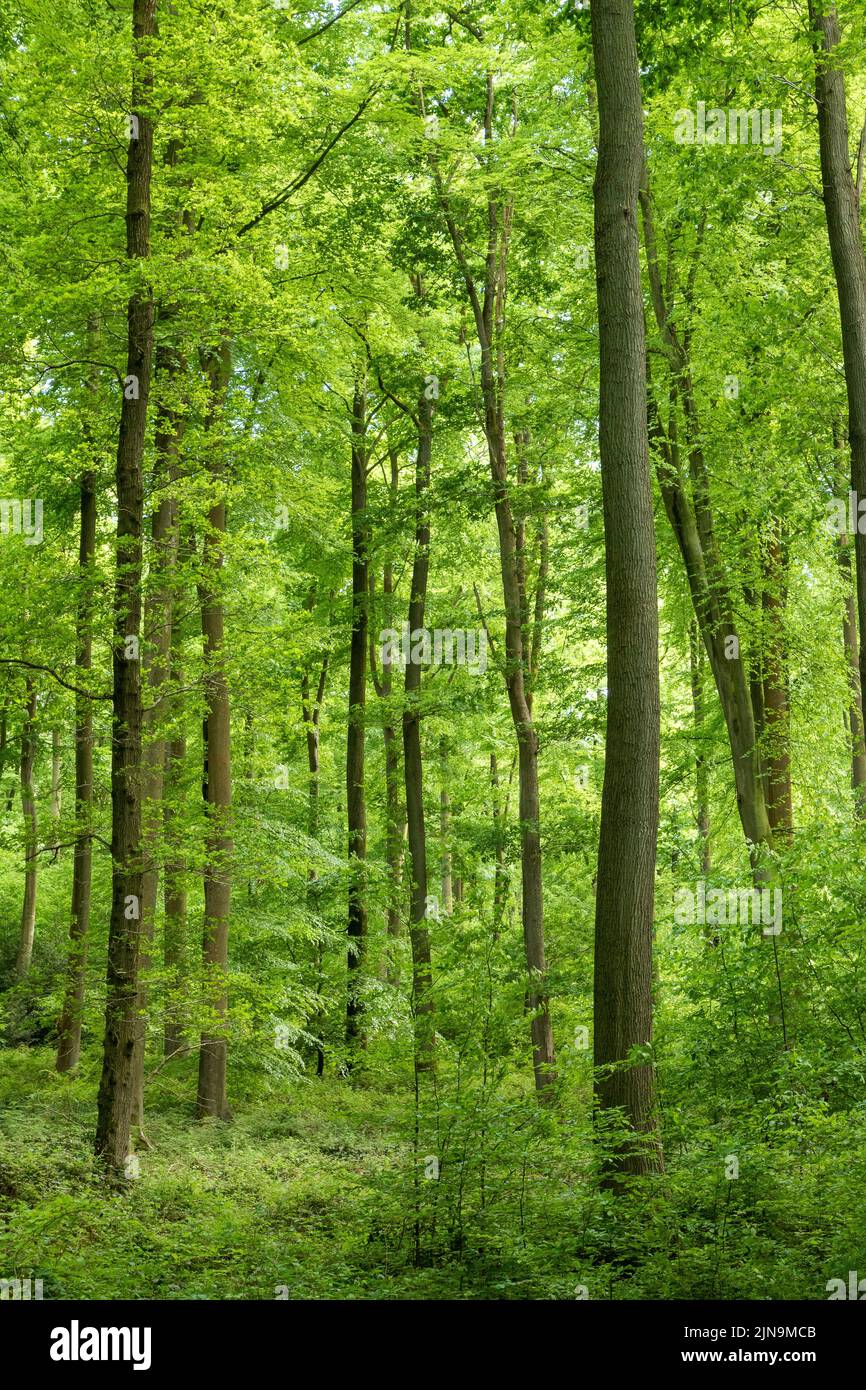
[2, 1046, 865, 1300]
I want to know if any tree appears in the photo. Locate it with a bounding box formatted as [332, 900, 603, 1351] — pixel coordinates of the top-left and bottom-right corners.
[590, 0, 663, 1179]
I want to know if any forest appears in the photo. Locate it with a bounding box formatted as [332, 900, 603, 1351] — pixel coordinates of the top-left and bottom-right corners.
[2, 0, 866, 1307]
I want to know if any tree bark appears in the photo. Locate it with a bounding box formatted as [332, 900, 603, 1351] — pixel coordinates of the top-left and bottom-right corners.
[591, 0, 663, 1180]
[94, 0, 156, 1179]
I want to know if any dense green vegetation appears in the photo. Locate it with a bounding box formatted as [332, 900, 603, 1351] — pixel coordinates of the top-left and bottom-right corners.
[3, 0, 866, 1301]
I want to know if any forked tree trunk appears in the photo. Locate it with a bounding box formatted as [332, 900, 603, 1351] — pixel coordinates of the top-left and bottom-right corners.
[94, 0, 156, 1178]
[591, 0, 663, 1181]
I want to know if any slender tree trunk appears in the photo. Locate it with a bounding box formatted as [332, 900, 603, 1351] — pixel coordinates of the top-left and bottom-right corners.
[490, 751, 509, 937]
[439, 737, 452, 916]
[16, 681, 38, 977]
[430, 84, 555, 1095]
[94, 0, 156, 1178]
[346, 379, 369, 1051]
[196, 343, 233, 1121]
[302, 635, 328, 1076]
[689, 620, 711, 880]
[760, 521, 793, 841]
[810, 3, 866, 757]
[591, 0, 663, 1180]
[370, 447, 406, 982]
[131, 491, 179, 1129]
[838, 534, 866, 809]
[50, 727, 62, 846]
[56, 452, 97, 1071]
[163, 619, 188, 1058]
[403, 393, 436, 1074]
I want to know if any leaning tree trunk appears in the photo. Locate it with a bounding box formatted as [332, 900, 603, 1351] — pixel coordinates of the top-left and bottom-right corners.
[196, 343, 233, 1121]
[15, 680, 38, 977]
[56, 450, 97, 1071]
[346, 378, 369, 1052]
[94, 0, 156, 1179]
[590, 0, 663, 1181]
[810, 2, 866, 750]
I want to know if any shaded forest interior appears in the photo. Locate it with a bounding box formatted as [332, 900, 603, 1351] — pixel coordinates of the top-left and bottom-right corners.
[3, 0, 866, 1300]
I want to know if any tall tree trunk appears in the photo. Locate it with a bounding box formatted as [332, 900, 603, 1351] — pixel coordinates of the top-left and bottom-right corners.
[56, 448, 97, 1071]
[439, 736, 452, 916]
[430, 79, 555, 1095]
[759, 520, 793, 841]
[302, 629, 328, 1076]
[369, 447, 406, 982]
[689, 620, 711, 880]
[16, 681, 38, 977]
[402, 392, 436, 1074]
[163, 617, 189, 1058]
[838, 533, 866, 810]
[810, 3, 866, 761]
[94, 0, 156, 1181]
[591, 0, 663, 1180]
[490, 751, 511, 937]
[346, 378, 369, 1051]
[50, 727, 61, 846]
[131, 462, 180, 1129]
[196, 342, 233, 1121]
[641, 198, 772, 870]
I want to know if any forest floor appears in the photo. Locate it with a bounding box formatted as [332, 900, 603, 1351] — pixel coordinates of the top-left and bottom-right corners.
[2, 1045, 866, 1300]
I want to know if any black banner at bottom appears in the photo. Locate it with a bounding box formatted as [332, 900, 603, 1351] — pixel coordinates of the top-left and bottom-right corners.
[1, 1298, 859, 1377]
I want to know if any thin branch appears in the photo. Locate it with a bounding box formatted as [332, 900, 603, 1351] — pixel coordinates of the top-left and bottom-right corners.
[0, 659, 112, 701]
[236, 88, 377, 238]
[295, 0, 365, 44]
